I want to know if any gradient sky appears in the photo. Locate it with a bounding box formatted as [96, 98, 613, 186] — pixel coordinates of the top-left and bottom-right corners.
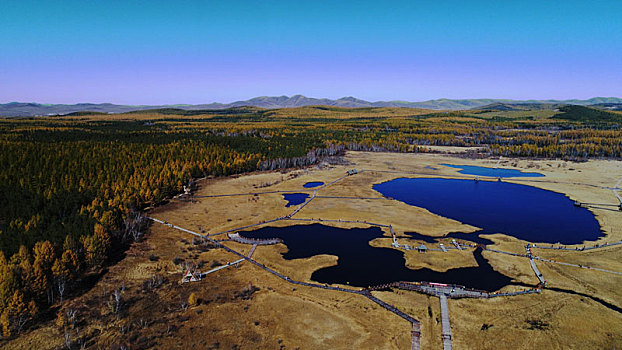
[1, 0, 621, 104]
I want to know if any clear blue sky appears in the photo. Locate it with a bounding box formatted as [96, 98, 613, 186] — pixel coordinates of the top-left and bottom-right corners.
[1, 0, 621, 104]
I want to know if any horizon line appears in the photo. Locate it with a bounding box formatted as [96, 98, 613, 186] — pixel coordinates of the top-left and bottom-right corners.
[2, 95, 622, 106]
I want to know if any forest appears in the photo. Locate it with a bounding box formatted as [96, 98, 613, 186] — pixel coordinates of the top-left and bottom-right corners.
[1, 104, 621, 338]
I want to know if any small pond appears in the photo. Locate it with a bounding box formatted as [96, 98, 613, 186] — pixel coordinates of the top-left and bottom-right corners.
[374, 178, 603, 244]
[441, 163, 544, 177]
[240, 224, 513, 291]
[282, 193, 309, 207]
[303, 181, 325, 188]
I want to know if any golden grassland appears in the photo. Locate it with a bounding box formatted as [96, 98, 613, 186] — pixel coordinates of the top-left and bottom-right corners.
[5, 151, 622, 349]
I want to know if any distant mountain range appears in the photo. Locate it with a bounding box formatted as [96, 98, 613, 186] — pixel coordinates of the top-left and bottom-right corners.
[1, 95, 622, 116]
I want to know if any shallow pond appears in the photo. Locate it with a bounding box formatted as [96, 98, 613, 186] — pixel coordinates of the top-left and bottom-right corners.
[240, 224, 513, 291]
[303, 181, 324, 188]
[441, 163, 544, 177]
[282, 193, 309, 207]
[374, 178, 602, 244]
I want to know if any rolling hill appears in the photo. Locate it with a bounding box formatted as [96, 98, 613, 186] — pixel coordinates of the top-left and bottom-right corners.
[1, 96, 621, 116]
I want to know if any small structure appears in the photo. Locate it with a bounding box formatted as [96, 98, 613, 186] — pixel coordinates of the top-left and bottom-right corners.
[347, 169, 358, 176]
[181, 269, 202, 283]
[451, 239, 463, 250]
[417, 244, 427, 253]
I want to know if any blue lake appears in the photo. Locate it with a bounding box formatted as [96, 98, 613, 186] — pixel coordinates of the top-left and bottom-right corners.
[374, 178, 603, 244]
[303, 181, 325, 188]
[240, 224, 512, 291]
[282, 193, 309, 207]
[441, 163, 544, 177]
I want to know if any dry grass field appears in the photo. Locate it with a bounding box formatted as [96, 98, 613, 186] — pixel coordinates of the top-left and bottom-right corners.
[5, 151, 622, 349]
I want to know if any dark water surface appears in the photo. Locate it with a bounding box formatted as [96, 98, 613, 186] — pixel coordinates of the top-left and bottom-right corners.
[282, 193, 309, 207]
[240, 224, 512, 291]
[441, 163, 544, 177]
[374, 178, 602, 244]
[303, 181, 324, 188]
[403, 231, 495, 245]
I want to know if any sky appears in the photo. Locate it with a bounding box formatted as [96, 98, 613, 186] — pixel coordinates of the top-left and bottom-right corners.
[1, 0, 621, 104]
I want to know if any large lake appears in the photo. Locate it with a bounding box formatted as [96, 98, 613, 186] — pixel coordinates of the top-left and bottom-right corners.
[240, 224, 513, 291]
[373, 178, 603, 244]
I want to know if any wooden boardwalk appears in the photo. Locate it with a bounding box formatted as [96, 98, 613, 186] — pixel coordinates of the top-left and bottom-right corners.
[368, 280, 542, 299]
[529, 240, 622, 252]
[288, 217, 391, 228]
[248, 243, 258, 258]
[525, 246, 546, 285]
[200, 258, 245, 278]
[315, 195, 386, 200]
[362, 292, 421, 350]
[411, 323, 421, 350]
[529, 257, 546, 284]
[440, 295, 452, 350]
[288, 190, 317, 217]
[208, 218, 282, 237]
[228, 232, 282, 245]
[534, 256, 622, 276]
[529, 258, 546, 284]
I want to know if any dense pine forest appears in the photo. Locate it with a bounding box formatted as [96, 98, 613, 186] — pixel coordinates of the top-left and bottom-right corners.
[1, 105, 621, 337]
